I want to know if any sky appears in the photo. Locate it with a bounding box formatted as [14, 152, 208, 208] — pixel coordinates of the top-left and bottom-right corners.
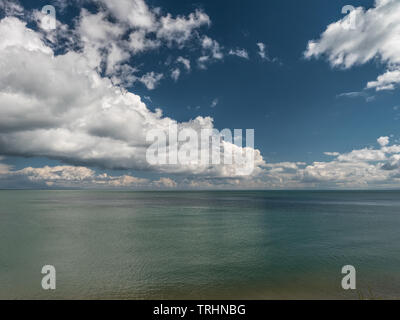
[1, 0, 400, 189]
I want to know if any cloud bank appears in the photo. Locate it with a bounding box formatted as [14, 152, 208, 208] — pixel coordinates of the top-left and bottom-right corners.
[0, 13, 264, 181]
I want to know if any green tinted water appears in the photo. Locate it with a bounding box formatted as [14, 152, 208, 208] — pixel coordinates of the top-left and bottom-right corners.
[0, 190, 399, 299]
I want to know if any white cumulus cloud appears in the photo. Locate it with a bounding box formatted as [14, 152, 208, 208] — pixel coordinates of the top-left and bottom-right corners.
[0, 16, 265, 181]
[305, 0, 400, 91]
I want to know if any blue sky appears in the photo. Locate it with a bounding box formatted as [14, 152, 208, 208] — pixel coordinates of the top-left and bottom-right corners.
[1, 0, 400, 189]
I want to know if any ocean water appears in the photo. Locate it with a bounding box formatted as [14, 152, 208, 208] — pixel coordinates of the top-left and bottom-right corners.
[0, 190, 400, 300]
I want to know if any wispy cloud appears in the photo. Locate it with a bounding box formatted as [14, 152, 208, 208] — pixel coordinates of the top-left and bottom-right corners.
[229, 48, 249, 59]
[256, 42, 281, 64]
[171, 68, 180, 81]
[336, 91, 375, 103]
[140, 72, 164, 89]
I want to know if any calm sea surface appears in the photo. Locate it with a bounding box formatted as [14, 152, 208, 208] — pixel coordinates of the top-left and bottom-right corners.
[0, 190, 400, 299]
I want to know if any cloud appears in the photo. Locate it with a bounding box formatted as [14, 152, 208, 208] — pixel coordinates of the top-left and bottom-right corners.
[177, 56, 191, 71]
[0, 161, 11, 175]
[300, 160, 388, 186]
[2, 134, 400, 189]
[4, 2, 400, 190]
[197, 56, 210, 69]
[127, 29, 160, 54]
[0, 0, 23, 16]
[153, 177, 177, 188]
[233, 137, 400, 189]
[110, 64, 139, 87]
[366, 96, 376, 103]
[336, 148, 386, 162]
[378, 136, 390, 147]
[77, 9, 126, 71]
[324, 152, 340, 157]
[156, 9, 211, 46]
[367, 69, 400, 91]
[27, 0, 215, 90]
[140, 72, 164, 89]
[336, 91, 376, 103]
[304, 0, 400, 91]
[210, 98, 219, 108]
[336, 91, 367, 99]
[0, 16, 264, 180]
[201, 36, 223, 58]
[229, 48, 249, 59]
[94, 1, 211, 46]
[171, 68, 180, 81]
[254, 136, 400, 189]
[96, 0, 156, 30]
[198, 36, 223, 68]
[0, 163, 152, 188]
[256, 42, 280, 64]
[257, 42, 267, 59]
[298, 136, 400, 187]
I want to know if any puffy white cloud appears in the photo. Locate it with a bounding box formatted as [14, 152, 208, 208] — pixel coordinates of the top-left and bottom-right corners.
[0, 164, 151, 188]
[6, 2, 400, 190]
[201, 36, 223, 59]
[96, 0, 156, 30]
[367, 69, 400, 91]
[229, 48, 249, 59]
[197, 36, 223, 69]
[2, 134, 400, 189]
[77, 9, 126, 71]
[0, 16, 51, 54]
[213, 138, 400, 189]
[378, 136, 390, 147]
[106, 43, 131, 75]
[110, 64, 139, 87]
[157, 10, 210, 45]
[128, 29, 160, 54]
[35, 0, 215, 88]
[18, 165, 96, 183]
[153, 177, 177, 188]
[337, 148, 386, 162]
[78, 9, 124, 44]
[291, 138, 400, 188]
[301, 160, 389, 187]
[0, 16, 264, 181]
[305, 0, 400, 91]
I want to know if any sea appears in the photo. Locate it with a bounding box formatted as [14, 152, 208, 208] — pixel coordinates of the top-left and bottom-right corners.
[0, 190, 399, 299]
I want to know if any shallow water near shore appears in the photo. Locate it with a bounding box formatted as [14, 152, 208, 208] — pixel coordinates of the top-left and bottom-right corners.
[1, 190, 400, 299]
